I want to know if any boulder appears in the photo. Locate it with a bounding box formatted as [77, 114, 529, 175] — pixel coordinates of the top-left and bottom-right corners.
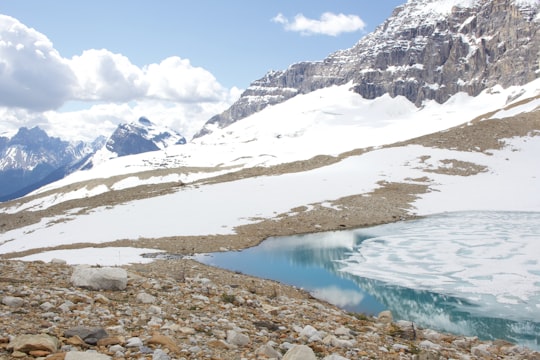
[8, 334, 59, 354]
[226, 330, 250, 346]
[2, 296, 24, 308]
[64, 326, 108, 345]
[282, 345, 317, 360]
[71, 265, 127, 291]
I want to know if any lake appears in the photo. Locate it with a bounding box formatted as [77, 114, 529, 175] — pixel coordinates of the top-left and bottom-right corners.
[193, 211, 540, 350]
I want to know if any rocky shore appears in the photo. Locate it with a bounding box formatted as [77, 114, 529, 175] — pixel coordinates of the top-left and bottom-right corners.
[1, 259, 539, 360]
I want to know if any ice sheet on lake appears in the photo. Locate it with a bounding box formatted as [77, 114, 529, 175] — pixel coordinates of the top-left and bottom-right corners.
[338, 211, 540, 322]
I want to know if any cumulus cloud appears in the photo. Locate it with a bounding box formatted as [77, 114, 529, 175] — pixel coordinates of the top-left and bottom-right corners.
[0, 15, 234, 110]
[0, 15, 77, 111]
[70, 49, 148, 102]
[272, 12, 366, 36]
[70, 51, 230, 104]
[144, 57, 227, 103]
[0, 15, 242, 141]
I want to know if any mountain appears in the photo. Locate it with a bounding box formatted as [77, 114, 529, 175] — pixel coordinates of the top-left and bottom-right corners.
[0, 127, 102, 201]
[194, 0, 539, 138]
[1, 0, 540, 353]
[82, 116, 186, 169]
[0, 116, 186, 201]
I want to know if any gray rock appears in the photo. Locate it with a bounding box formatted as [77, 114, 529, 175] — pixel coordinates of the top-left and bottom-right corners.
[136, 291, 156, 304]
[126, 337, 143, 348]
[64, 351, 112, 360]
[39, 301, 55, 311]
[64, 326, 108, 345]
[323, 355, 350, 360]
[395, 320, 417, 340]
[109, 344, 124, 353]
[282, 344, 317, 360]
[334, 326, 351, 337]
[299, 325, 319, 338]
[226, 330, 250, 346]
[59, 302, 72, 312]
[71, 265, 127, 291]
[2, 296, 24, 308]
[256, 343, 282, 359]
[152, 349, 171, 360]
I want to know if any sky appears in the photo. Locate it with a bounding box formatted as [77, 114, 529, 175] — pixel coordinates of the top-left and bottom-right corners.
[0, 0, 405, 141]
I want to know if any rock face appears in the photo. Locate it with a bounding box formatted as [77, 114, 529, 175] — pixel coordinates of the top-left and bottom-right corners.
[195, 0, 539, 138]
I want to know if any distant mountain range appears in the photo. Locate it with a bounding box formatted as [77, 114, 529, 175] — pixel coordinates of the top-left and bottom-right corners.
[0, 117, 185, 201]
[0, 127, 103, 201]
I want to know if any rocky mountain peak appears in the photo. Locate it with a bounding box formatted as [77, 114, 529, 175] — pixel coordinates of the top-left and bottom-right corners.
[104, 116, 186, 157]
[0, 127, 100, 201]
[194, 0, 539, 138]
[83, 116, 186, 170]
[9, 127, 62, 148]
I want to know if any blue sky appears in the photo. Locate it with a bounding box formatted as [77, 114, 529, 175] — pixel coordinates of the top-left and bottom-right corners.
[0, 0, 406, 140]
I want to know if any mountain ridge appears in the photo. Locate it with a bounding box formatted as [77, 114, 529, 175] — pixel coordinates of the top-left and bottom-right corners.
[0, 127, 101, 201]
[194, 0, 539, 138]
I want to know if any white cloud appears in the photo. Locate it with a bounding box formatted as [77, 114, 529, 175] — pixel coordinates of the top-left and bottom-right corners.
[0, 15, 76, 111]
[70, 51, 231, 104]
[0, 15, 242, 141]
[145, 57, 229, 103]
[70, 49, 148, 102]
[272, 12, 366, 36]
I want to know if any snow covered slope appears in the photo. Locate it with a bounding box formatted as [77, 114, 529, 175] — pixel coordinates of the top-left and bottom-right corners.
[25, 78, 540, 198]
[0, 78, 538, 262]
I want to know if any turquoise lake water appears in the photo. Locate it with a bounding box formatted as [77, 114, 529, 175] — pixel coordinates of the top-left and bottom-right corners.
[193, 211, 540, 350]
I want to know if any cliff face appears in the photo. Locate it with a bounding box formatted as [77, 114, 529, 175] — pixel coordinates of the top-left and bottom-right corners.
[195, 0, 539, 138]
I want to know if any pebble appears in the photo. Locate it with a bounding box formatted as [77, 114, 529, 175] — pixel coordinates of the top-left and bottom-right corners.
[0, 259, 539, 360]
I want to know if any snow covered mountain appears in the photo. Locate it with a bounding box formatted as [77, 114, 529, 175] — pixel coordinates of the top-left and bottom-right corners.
[0, 127, 103, 201]
[195, 0, 539, 137]
[0, 116, 186, 200]
[1, 0, 540, 349]
[82, 116, 186, 169]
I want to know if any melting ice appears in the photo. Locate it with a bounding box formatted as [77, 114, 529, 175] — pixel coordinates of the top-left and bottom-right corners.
[339, 211, 540, 348]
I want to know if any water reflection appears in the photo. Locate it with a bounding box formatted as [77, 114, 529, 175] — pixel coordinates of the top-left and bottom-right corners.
[193, 211, 540, 350]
